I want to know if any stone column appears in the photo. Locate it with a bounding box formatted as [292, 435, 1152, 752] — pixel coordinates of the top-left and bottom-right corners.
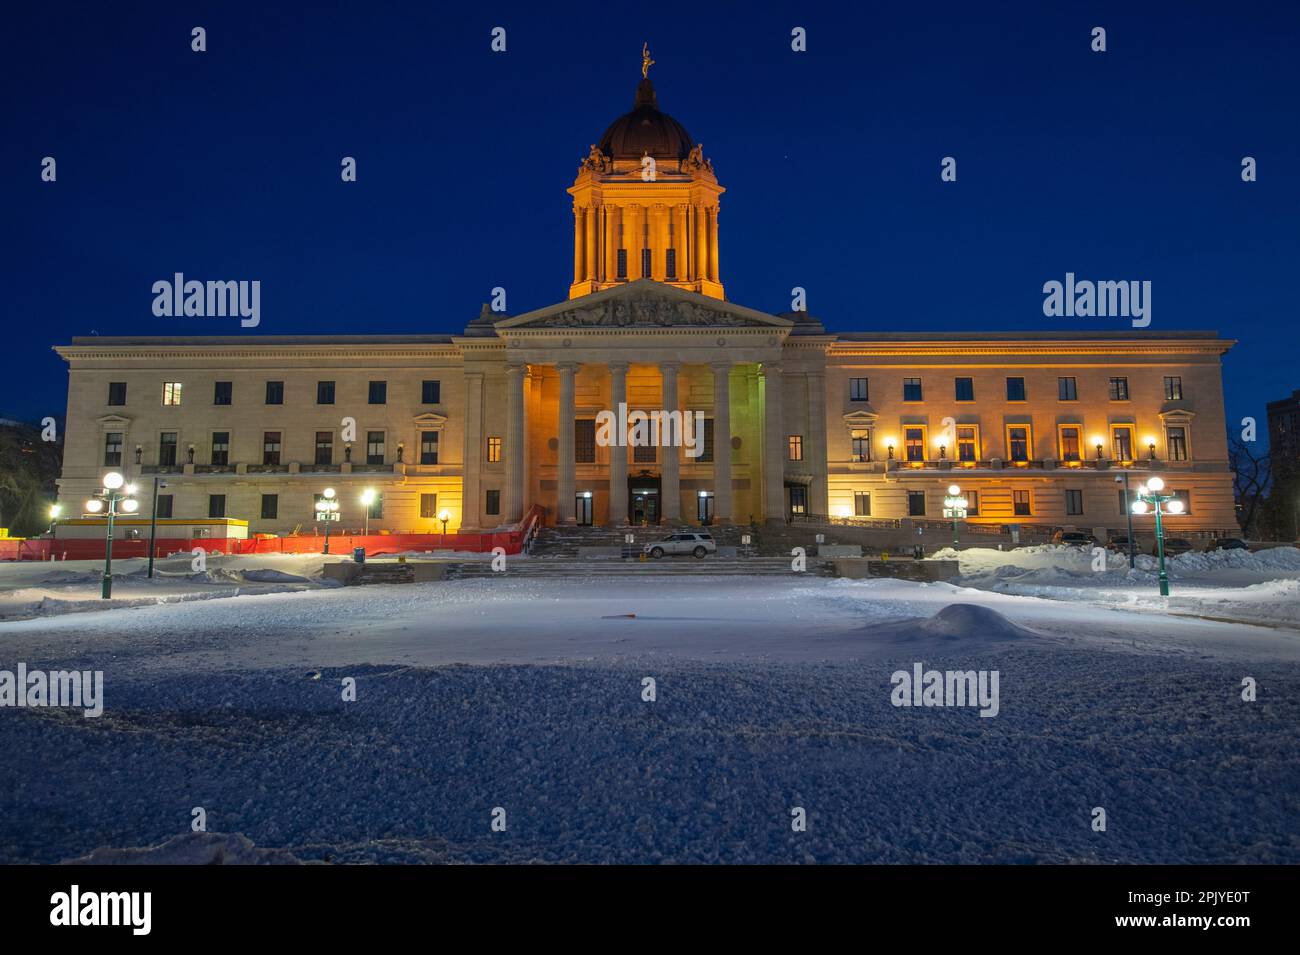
[608, 362, 629, 525]
[694, 204, 708, 285]
[762, 362, 785, 522]
[673, 204, 688, 280]
[711, 361, 733, 524]
[626, 206, 642, 279]
[660, 362, 681, 523]
[461, 371, 484, 530]
[572, 207, 583, 285]
[806, 371, 828, 517]
[556, 362, 577, 524]
[585, 204, 598, 283]
[505, 363, 526, 523]
[651, 205, 666, 281]
[708, 208, 720, 282]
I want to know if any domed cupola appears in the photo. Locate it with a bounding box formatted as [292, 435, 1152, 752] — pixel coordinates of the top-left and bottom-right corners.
[568, 45, 726, 302]
[597, 79, 695, 162]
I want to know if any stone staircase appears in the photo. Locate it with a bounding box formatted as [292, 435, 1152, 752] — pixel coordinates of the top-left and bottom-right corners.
[446, 555, 830, 579]
[528, 523, 760, 559]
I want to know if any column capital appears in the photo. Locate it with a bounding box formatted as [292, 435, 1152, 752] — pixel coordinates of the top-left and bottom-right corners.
[658, 360, 681, 372]
[505, 362, 526, 376]
[556, 360, 581, 373]
[708, 359, 734, 373]
[760, 361, 782, 376]
[607, 361, 630, 375]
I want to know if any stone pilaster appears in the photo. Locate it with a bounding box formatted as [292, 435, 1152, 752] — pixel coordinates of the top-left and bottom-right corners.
[711, 361, 733, 524]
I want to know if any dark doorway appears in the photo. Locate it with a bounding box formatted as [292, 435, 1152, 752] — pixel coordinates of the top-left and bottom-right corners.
[628, 473, 661, 525]
[575, 493, 593, 526]
[786, 485, 807, 520]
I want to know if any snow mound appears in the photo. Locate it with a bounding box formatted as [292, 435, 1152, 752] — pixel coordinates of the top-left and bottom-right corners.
[62, 832, 306, 865]
[869, 603, 1041, 645]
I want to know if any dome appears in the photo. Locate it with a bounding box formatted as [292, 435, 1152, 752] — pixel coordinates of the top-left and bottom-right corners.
[597, 79, 694, 161]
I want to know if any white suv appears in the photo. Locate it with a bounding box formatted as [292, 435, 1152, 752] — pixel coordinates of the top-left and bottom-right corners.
[644, 532, 717, 559]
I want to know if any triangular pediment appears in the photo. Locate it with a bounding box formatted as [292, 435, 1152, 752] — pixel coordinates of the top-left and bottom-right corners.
[497, 280, 792, 331]
[96, 413, 132, 427]
[412, 412, 449, 428]
[843, 409, 878, 427]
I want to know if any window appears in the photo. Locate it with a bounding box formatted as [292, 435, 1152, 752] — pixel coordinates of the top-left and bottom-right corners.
[1065, 489, 1084, 516]
[1058, 377, 1078, 401]
[162, 382, 183, 406]
[485, 489, 501, 516]
[904, 427, 926, 462]
[903, 378, 923, 402]
[261, 494, 278, 520]
[420, 493, 438, 519]
[1007, 425, 1030, 462]
[1170, 489, 1191, 514]
[422, 380, 441, 404]
[368, 381, 387, 405]
[366, 431, 385, 465]
[208, 494, 226, 519]
[487, 437, 502, 463]
[956, 426, 978, 462]
[314, 431, 333, 465]
[213, 381, 232, 405]
[1167, 426, 1188, 461]
[1013, 490, 1031, 516]
[420, 431, 439, 465]
[367, 493, 383, 520]
[851, 430, 871, 462]
[1111, 425, 1133, 462]
[317, 381, 335, 404]
[965, 490, 979, 516]
[666, 248, 677, 280]
[854, 491, 871, 516]
[103, 432, 123, 466]
[211, 431, 230, 466]
[633, 441, 656, 464]
[641, 248, 652, 278]
[108, 382, 127, 406]
[155, 494, 173, 519]
[263, 432, 282, 465]
[1059, 426, 1081, 462]
[1163, 376, 1183, 400]
[265, 381, 284, 405]
[955, 377, 974, 402]
[159, 432, 178, 466]
[575, 419, 596, 464]
[698, 419, 715, 463]
[788, 435, 803, 462]
[1006, 377, 1026, 402]
[617, 249, 627, 280]
[907, 490, 926, 516]
[849, 377, 869, 402]
[1108, 377, 1129, 401]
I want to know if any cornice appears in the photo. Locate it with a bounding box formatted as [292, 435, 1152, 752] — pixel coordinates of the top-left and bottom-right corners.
[827, 340, 1234, 358]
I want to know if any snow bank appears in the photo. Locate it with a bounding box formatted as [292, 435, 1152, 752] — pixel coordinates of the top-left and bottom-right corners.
[63, 832, 306, 865]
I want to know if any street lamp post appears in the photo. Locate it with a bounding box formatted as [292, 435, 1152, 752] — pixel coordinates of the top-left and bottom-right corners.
[1114, 472, 1137, 569]
[943, 483, 968, 548]
[439, 510, 450, 544]
[47, 503, 62, 536]
[147, 477, 168, 578]
[84, 472, 139, 599]
[315, 487, 340, 554]
[1132, 476, 1183, 597]
[360, 488, 376, 536]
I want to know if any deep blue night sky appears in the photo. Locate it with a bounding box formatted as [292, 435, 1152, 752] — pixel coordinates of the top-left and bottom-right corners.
[3, 1, 1297, 438]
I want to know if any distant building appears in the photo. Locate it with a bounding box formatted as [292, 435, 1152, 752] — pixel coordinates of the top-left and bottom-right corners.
[1266, 389, 1300, 477]
[51, 60, 1239, 536]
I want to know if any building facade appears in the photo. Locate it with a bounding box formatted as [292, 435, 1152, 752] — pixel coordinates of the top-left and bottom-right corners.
[53, 70, 1239, 537]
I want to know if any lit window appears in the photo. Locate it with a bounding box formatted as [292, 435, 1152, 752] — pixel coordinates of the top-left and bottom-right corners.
[1112, 426, 1133, 462]
[957, 426, 978, 462]
[1059, 426, 1081, 462]
[487, 437, 502, 463]
[1108, 377, 1130, 401]
[788, 435, 803, 461]
[1167, 426, 1188, 461]
[905, 427, 925, 462]
[1007, 426, 1030, 462]
[903, 378, 923, 401]
[1163, 376, 1183, 400]
[162, 382, 183, 406]
[1013, 490, 1031, 516]
[420, 431, 439, 465]
[851, 430, 871, 462]
[263, 432, 282, 466]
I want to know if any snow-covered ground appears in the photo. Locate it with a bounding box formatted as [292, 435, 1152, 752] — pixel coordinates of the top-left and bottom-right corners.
[2, 569, 1297, 864]
[936, 544, 1300, 629]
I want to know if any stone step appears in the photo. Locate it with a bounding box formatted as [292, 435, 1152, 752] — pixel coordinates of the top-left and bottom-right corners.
[447, 558, 830, 578]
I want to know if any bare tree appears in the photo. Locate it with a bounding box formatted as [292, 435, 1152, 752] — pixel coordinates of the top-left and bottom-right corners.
[1228, 432, 1272, 538]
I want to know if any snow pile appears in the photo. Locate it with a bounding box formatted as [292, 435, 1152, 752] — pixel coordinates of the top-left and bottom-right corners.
[868, 603, 1041, 646]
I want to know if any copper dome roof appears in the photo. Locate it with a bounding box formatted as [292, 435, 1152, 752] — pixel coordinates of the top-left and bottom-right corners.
[597, 79, 695, 161]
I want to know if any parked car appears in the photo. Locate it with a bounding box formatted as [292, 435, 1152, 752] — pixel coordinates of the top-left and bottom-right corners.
[645, 532, 717, 559]
[1207, 537, 1250, 551]
[1107, 535, 1137, 552]
[1156, 538, 1195, 557]
[1051, 530, 1096, 548]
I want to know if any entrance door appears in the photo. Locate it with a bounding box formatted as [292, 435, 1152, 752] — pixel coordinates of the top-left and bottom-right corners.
[575, 494, 593, 526]
[787, 485, 808, 521]
[628, 474, 662, 525]
[697, 492, 715, 525]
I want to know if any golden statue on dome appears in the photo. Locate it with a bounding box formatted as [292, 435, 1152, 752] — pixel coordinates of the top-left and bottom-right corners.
[641, 42, 655, 79]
